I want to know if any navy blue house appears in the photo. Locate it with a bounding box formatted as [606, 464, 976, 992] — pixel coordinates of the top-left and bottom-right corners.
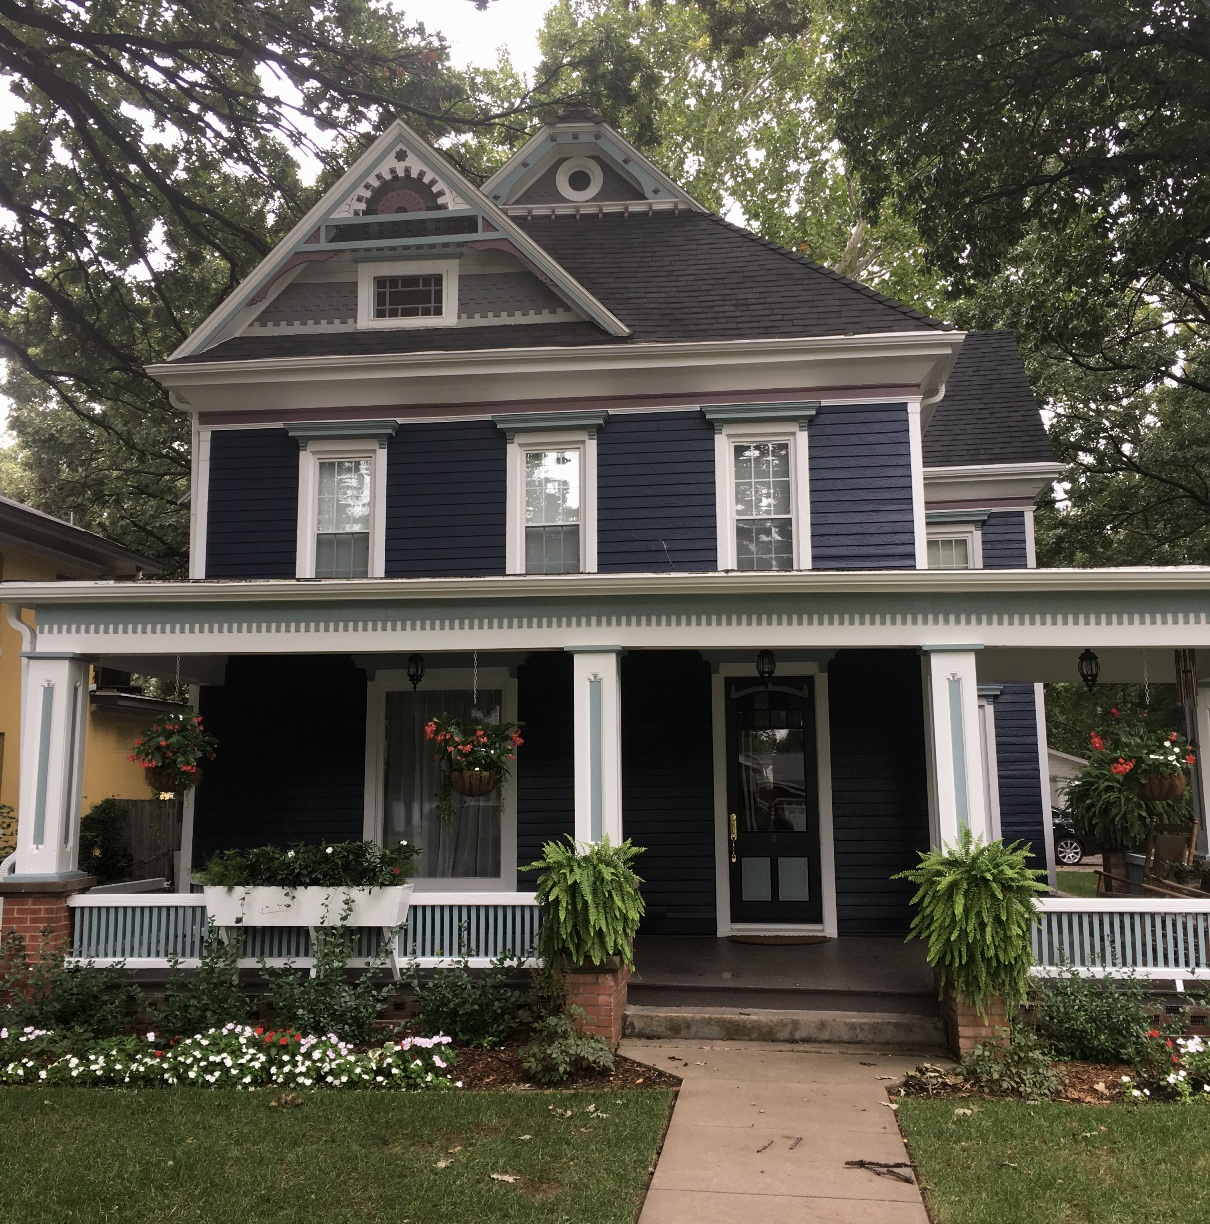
[5, 111, 1070, 949]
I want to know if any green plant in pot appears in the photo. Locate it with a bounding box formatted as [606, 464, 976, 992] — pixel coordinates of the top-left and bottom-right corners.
[895, 828, 1047, 1020]
[128, 711, 217, 796]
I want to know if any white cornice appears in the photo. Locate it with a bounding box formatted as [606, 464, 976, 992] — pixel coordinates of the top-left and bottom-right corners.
[924, 461, 1064, 504]
[149, 330, 965, 417]
[5, 565, 1210, 608]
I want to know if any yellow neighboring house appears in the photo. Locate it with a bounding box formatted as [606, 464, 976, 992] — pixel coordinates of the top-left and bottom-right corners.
[0, 494, 163, 850]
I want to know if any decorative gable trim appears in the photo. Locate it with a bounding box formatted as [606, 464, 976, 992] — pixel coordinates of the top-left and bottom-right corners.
[491, 410, 608, 440]
[701, 401, 820, 432]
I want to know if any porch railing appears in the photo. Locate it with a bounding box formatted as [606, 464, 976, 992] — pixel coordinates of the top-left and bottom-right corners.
[66, 890, 541, 969]
[1032, 896, 1210, 981]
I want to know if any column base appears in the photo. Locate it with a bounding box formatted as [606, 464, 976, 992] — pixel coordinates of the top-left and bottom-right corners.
[0, 875, 96, 962]
[564, 959, 631, 1047]
[940, 981, 1010, 1058]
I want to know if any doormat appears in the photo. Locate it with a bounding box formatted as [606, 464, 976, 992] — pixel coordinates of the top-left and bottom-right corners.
[727, 935, 831, 946]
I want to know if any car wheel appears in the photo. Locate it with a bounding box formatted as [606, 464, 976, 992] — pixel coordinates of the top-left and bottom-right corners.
[1055, 836, 1084, 866]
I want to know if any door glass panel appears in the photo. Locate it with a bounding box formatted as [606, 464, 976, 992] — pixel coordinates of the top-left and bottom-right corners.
[778, 857, 811, 902]
[741, 857, 772, 902]
[735, 693, 807, 833]
[383, 688, 502, 877]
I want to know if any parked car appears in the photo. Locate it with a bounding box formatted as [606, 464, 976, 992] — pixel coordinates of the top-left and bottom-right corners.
[1052, 809, 1098, 866]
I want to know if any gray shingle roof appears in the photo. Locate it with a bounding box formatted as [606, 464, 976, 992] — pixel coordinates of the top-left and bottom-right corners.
[923, 331, 1054, 467]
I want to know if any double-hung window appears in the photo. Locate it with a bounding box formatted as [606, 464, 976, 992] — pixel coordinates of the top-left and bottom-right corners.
[316, 458, 371, 577]
[524, 448, 581, 573]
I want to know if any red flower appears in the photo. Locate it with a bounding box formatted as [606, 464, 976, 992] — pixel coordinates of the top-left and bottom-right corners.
[1169, 731, 1179, 742]
[1111, 708, 1120, 718]
[154, 1050, 164, 1057]
[1147, 1029, 1160, 1038]
[1187, 754, 1197, 765]
[159, 739, 168, 747]
[392, 866, 401, 875]
[1110, 758, 1135, 776]
[255, 1027, 264, 1036]
[280, 1037, 289, 1046]
[1090, 732, 1107, 751]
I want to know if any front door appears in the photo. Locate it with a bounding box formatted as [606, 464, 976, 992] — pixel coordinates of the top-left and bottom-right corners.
[726, 677, 822, 924]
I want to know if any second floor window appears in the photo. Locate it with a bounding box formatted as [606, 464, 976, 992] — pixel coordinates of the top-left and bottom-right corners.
[525, 448, 581, 574]
[316, 458, 371, 578]
[927, 536, 971, 570]
[734, 440, 794, 570]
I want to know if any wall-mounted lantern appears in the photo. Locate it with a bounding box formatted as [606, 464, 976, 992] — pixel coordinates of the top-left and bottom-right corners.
[1077, 649, 1100, 692]
[756, 649, 777, 690]
[406, 653, 426, 691]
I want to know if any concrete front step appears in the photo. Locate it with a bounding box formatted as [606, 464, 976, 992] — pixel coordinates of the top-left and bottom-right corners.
[624, 1003, 946, 1048]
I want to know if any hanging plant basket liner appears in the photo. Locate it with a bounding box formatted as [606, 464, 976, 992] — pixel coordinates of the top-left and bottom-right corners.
[145, 765, 201, 794]
[1136, 774, 1188, 803]
[448, 768, 501, 797]
[203, 884, 413, 928]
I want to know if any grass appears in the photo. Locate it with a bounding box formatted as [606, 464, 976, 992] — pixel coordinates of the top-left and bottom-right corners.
[899, 1098, 1210, 1224]
[0, 1087, 673, 1224]
[1056, 869, 1099, 898]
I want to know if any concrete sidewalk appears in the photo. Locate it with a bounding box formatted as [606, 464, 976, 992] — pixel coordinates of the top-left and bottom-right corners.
[623, 1038, 932, 1224]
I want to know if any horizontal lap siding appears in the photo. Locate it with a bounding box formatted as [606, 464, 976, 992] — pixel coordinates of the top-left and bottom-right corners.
[621, 652, 715, 935]
[597, 412, 717, 571]
[982, 511, 1030, 569]
[809, 404, 916, 570]
[516, 652, 575, 886]
[993, 684, 1047, 869]
[206, 429, 298, 578]
[193, 656, 366, 865]
[828, 650, 930, 935]
[386, 421, 506, 577]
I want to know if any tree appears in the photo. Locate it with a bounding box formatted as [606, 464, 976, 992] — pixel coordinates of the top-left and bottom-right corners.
[824, 0, 1210, 565]
[0, 0, 547, 568]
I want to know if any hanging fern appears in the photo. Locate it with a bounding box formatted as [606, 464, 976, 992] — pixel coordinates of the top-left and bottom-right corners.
[523, 836, 646, 970]
[893, 829, 1047, 1019]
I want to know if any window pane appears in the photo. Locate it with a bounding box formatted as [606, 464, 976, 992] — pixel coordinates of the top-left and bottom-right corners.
[733, 441, 794, 570]
[373, 274, 443, 319]
[315, 531, 369, 579]
[928, 537, 970, 570]
[317, 459, 370, 534]
[525, 450, 580, 527]
[525, 524, 580, 574]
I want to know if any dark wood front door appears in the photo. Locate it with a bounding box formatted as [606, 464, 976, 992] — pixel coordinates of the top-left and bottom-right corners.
[726, 677, 822, 924]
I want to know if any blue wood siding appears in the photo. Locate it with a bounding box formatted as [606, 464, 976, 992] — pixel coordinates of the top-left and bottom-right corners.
[993, 683, 1047, 869]
[192, 655, 366, 865]
[516, 652, 575, 885]
[621, 651, 716, 935]
[597, 412, 717, 571]
[385, 420, 506, 577]
[828, 649, 931, 934]
[809, 404, 916, 569]
[982, 511, 1030, 569]
[205, 428, 298, 578]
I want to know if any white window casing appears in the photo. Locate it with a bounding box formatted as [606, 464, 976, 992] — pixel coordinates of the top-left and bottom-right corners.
[714, 422, 811, 571]
[296, 438, 387, 579]
[504, 430, 597, 575]
[356, 258, 459, 330]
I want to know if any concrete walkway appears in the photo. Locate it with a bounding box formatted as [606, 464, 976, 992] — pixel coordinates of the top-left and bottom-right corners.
[623, 1037, 931, 1224]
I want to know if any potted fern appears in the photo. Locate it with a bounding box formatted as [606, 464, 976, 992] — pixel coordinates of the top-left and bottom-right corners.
[894, 829, 1047, 1056]
[522, 836, 645, 1045]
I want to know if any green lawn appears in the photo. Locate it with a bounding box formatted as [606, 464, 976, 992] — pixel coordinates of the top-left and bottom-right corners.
[0, 1087, 673, 1224]
[1056, 869, 1099, 897]
[899, 1099, 1210, 1224]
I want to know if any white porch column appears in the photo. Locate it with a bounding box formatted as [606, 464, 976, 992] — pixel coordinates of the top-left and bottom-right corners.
[921, 646, 992, 848]
[12, 653, 92, 880]
[566, 646, 623, 844]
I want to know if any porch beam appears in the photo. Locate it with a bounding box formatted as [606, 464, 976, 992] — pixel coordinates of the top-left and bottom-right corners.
[567, 647, 623, 844]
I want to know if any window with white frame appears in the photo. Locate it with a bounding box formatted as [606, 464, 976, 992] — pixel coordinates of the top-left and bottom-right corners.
[926, 525, 981, 570]
[295, 437, 388, 579]
[714, 426, 809, 571]
[356, 258, 458, 329]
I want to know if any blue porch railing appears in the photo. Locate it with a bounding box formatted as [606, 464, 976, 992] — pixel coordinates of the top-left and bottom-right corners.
[66, 891, 541, 969]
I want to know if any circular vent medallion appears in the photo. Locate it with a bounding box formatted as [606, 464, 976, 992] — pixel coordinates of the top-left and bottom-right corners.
[555, 156, 604, 203]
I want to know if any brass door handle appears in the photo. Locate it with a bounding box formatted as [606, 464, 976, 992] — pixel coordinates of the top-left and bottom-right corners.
[729, 813, 737, 863]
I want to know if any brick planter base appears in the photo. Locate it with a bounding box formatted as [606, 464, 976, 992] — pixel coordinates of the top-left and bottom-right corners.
[564, 960, 631, 1047]
[941, 982, 1010, 1058]
[0, 876, 95, 963]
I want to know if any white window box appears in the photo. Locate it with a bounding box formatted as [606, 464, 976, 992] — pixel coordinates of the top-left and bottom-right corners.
[203, 884, 413, 929]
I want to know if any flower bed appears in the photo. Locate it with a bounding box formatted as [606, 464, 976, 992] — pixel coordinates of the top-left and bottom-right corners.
[1122, 1031, 1210, 1102]
[0, 1024, 458, 1091]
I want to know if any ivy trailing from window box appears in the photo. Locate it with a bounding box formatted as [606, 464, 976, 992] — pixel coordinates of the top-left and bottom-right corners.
[894, 828, 1047, 1020]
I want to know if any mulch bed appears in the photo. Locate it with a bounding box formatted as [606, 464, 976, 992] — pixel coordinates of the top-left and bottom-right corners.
[895, 1060, 1129, 1104]
[448, 1037, 681, 1092]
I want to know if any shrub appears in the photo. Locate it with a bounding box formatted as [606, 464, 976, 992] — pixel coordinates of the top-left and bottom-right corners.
[523, 836, 645, 969]
[412, 955, 527, 1048]
[1034, 970, 1149, 1063]
[894, 828, 1047, 1018]
[0, 930, 143, 1037]
[78, 798, 134, 884]
[197, 840, 419, 889]
[156, 926, 254, 1038]
[261, 927, 398, 1044]
[519, 1007, 615, 1084]
[960, 1030, 1059, 1100]
[0, 803, 16, 859]
[1125, 1031, 1210, 1102]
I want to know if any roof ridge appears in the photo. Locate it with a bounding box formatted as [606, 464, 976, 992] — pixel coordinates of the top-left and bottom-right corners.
[703, 213, 947, 330]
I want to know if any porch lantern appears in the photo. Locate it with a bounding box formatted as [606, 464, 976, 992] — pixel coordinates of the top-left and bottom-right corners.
[1077, 649, 1100, 692]
[756, 649, 777, 689]
[406, 653, 426, 691]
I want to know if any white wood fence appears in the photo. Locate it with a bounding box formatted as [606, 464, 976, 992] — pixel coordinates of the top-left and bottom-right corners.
[66, 890, 541, 969]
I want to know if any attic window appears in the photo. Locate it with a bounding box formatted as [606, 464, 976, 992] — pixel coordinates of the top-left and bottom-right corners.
[357, 258, 458, 329]
[374, 273, 442, 319]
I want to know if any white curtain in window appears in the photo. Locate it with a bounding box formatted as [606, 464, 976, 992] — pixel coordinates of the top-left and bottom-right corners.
[383, 689, 502, 878]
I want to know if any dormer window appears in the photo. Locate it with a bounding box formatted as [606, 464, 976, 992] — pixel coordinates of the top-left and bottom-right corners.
[357, 258, 458, 329]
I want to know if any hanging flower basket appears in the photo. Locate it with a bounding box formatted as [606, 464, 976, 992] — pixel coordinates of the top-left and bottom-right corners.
[145, 764, 203, 795]
[129, 711, 217, 796]
[448, 767, 501, 798]
[1136, 773, 1188, 804]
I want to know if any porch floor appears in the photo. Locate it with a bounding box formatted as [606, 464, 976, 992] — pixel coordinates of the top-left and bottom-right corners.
[630, 937, 937, 1015]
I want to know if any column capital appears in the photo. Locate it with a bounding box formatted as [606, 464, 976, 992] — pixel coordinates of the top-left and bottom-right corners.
[20, 651, 97, 662]
[565, 644, 624, 655]
[919, 643, 984, 654]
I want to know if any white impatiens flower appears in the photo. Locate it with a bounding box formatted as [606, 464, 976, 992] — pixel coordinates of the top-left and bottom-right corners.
[326, 846, 334, 854]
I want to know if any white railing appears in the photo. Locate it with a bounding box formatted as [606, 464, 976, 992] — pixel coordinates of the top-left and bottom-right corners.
[1032, 896, 1210, 980]
[67, 890, 541, 969]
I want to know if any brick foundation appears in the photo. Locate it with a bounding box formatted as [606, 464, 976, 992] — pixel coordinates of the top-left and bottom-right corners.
[0, 877, 95, 963]
[564, 960, 631, 1047]
[941, 983, 1010, 1057]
